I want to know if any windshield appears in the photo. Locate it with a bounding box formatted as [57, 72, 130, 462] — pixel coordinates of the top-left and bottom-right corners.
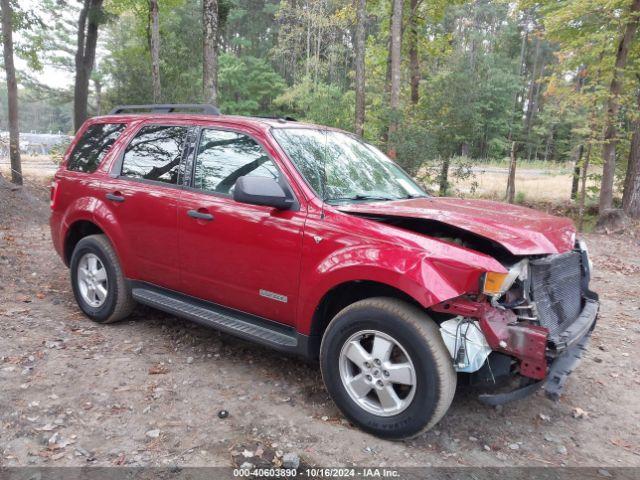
[271, 128, 426, 204]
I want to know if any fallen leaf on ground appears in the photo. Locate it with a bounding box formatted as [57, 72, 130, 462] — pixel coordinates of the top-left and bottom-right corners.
[148, 364, 169, 375]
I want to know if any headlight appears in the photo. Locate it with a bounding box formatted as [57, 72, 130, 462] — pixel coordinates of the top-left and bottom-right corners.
[482, 259, 529, 297]
[578, 239, 593, 272]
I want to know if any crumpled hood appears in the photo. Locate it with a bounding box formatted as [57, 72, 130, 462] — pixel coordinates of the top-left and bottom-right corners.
[337, 197, 576, 255]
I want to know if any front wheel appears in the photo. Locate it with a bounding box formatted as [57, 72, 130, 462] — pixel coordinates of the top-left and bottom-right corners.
[320, 298, 456, 439]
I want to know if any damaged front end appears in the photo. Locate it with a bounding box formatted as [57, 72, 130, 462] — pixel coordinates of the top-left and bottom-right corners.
[431, 240, 599, 405]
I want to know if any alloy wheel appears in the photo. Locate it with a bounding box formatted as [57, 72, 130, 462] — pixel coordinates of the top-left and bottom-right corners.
[77, 253, 109, 308]
[338, 329, 416, 417]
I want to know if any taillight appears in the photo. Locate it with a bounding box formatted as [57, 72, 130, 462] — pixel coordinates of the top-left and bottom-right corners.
[50, 179, 59, 209]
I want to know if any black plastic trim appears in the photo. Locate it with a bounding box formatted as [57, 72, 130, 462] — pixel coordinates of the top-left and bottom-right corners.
[547, 298, 598, 353]
[478, 380, 543, 406]
[544, 326, 593, 400]
[129, 281, 316, 359]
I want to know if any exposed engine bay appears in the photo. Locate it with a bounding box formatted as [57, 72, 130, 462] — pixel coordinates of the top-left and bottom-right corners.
[348, 212, 599, 404]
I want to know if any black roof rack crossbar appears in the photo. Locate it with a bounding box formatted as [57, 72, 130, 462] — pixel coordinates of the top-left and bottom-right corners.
[108, 104, 220, 115]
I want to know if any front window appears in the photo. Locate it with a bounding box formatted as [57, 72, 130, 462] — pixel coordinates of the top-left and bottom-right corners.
[272, 128, 425, 203]
[194, 129, 279, 195]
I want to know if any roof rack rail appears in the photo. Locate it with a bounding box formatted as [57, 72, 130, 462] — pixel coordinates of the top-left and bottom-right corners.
[108, 104, 220, 115]
[255, 115, 298, 122]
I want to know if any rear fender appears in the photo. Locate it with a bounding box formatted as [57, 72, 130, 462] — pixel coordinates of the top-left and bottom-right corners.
[61, 196, 134, 278]
[90, 198, 136, 278]
[58, 196, 99, 263]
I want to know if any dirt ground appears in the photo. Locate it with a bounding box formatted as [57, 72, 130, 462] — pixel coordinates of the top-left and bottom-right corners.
[1, 176, 639, 469]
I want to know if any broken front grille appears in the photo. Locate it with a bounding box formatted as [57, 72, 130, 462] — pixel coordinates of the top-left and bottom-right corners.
[529, 251, 583, 336]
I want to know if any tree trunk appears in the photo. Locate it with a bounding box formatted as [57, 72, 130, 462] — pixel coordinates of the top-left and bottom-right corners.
[1, 0, 21, 185]
[354, 0, 366, 137]
[598, 0, 640, 214]
[439, 157, 450, 196]
[570, 66, 587, 201]
[314, 21, 321, 87]
[150, 0, 161, 103]
[203, 0, 219, 105]
[543, 126, 553, 162]
[528, 63, 545, 161]
[505, 24, 527, 164]
[93, 77, 102, 115]
[74, 0, 103, 132]
[305, 10, 311, 78]
[408, 0, 421, 105]
[578, 143, 592, 232]
[381, 0, 393, 146]
[506, 141, 517, 203]
[387, 0, 403, 159]
[524, 34, 542, 161]
[622, 87, 640, 218]
[461, 142, 469, 157]
[571, 144, 583, 200]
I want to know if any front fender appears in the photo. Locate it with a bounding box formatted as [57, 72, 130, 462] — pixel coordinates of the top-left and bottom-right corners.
[296, 228, 506, 335]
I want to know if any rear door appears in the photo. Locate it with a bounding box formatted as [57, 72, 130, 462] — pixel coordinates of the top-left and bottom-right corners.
[99, 123, 192, 289]
[177, 127, 306, 326]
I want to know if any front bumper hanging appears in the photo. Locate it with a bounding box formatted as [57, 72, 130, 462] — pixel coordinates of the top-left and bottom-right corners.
[544, 314, 595, 400]
[432, 292, 599, 405]
[478, 324, 594, 406]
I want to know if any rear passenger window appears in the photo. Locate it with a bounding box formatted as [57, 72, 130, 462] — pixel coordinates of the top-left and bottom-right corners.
[194, 129, 278, 194]
[67, 123, 125, 173]
[121, 125, 188, 185]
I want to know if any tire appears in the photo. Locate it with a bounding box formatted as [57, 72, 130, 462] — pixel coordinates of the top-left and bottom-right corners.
[70, 234, 136, 324]
[320, 297, 456, 439]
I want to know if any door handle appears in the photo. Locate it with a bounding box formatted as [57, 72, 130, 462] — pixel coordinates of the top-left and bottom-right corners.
[106, 192, 125, 203]
[187, 209, 214, 221]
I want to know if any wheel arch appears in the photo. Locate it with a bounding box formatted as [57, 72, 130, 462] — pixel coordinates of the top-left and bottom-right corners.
[63, 220, 105, 266]
[308, 280, 423, 340]
[63, 209, 130, 277]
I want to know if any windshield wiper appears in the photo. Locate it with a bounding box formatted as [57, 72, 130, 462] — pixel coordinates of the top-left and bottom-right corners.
[402, 193, 428, 199]
[327, 193, 397, 203]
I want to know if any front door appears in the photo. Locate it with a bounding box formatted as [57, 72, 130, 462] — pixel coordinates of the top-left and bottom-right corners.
[178, 127, 306, 326]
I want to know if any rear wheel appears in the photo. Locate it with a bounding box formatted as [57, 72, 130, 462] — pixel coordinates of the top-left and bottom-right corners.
[70, 234, 135, 323]
[320, 297, 456, 439]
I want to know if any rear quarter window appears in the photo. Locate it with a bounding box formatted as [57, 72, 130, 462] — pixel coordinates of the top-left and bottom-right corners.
[67, 123, 126, 173]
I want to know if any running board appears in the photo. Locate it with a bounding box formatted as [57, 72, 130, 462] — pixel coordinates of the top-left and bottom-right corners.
[130, 283, 311, 355]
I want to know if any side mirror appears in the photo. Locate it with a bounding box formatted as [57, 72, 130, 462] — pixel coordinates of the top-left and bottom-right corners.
[233, 176, 293, 210]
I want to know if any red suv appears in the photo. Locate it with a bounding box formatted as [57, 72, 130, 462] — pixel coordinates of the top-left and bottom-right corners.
[50, 104, 598, 439]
